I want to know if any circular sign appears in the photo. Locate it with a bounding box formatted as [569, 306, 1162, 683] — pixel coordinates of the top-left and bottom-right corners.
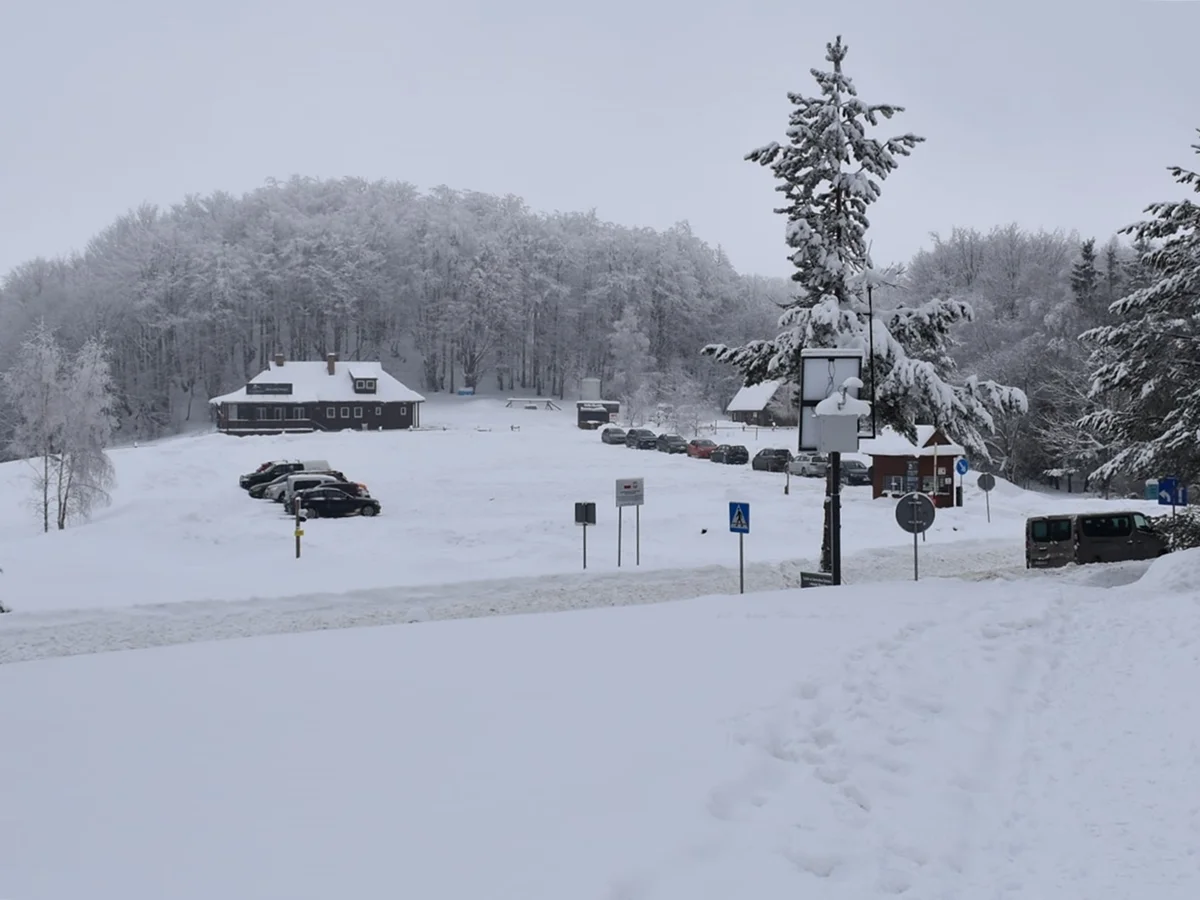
[955, 458, 969, 476]
[977, 473, 997, 493]
[895, 492, 936, 534]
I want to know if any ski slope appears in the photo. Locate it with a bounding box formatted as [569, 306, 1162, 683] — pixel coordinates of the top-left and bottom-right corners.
[4, 549, 1199, 898]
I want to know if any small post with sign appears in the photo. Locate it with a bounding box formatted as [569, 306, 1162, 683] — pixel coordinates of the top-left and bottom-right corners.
[895, 492, 935, 580]
[575, 501, 596, 569]
[615, 478, 644, 567]
[977, 472, 997, 522]
[729, 501, 750, 594]
[955, 457, 969, 507]
[294, 503, 304, 559]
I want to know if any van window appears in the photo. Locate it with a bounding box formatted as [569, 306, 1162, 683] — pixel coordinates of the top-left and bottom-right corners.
[1080, 515, 1133, 538]
[1031, 519, 1073, 543]
[1133, 513, 1153, 531]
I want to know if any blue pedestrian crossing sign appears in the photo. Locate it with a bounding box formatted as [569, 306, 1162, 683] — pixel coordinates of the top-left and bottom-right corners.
[729, 502, 750, 534]
[955, 458, 969, 476]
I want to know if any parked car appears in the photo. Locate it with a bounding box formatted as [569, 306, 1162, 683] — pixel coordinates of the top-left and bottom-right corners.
[840, 460, 871, 485]
[296, 485, 381, 519]
[284, 481, 369, 514]
[1025, 511, 1167, 568]
[711, 444, 749, 465]
[600, 426, 627, 445]
[687, 438, 718, 459]
[788, 452, 828, 477]
[624, 428, 658, 449]
[656, 433, 688, 454]
[277, 471, 352, 506]
[253, 468, 346, 501]
[752, 448, 792, 472]
[240, 459, 331, 492]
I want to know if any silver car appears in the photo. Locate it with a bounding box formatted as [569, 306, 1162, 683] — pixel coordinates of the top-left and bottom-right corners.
[788, 452, 828, 477]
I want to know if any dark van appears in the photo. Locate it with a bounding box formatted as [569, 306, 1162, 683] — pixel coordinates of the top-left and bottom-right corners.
[1025, 511, 1168, 568]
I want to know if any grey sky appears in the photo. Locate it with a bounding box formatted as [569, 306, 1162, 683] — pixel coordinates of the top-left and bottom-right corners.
[1, 1, 1196, 281]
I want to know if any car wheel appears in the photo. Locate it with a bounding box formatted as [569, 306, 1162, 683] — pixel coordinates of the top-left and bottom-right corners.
[304, 506, 319, 519]
[361, 505, 378, 517]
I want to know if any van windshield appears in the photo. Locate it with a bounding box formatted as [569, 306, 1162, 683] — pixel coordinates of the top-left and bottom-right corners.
[1030, 518, 1073, 543]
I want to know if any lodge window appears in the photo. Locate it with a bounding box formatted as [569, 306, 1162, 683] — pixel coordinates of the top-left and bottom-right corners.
[228, 404, 243, 421]
[292, 407, 304, 419]
[884, 475, 903, 493]
[341, 407, 350, 418]
[354, 407, 363, 418]
[353, 378, 377, 393]
[375, 406, 382, 416]
[326, 407, 336, 418]
[256, 406, 267, 420]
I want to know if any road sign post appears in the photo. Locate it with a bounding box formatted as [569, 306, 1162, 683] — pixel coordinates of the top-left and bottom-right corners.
[575, 501, 596, 569]
[729, 502, 750, 594]
[977, 472, 996, 522]
[955, 457, 969, 508]
[615, 478, 644, 567]
[1158, 477, 1188, 517]
[895, 492, 936, 580]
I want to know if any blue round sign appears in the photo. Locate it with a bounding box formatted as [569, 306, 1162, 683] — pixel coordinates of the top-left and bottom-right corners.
[955, 458, 969, 476]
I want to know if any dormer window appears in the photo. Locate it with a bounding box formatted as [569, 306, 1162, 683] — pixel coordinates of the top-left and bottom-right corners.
[352, 377, 377, 394]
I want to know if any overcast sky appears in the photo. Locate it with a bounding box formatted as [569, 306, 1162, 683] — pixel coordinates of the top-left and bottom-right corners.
[1, 1, 1196, 281]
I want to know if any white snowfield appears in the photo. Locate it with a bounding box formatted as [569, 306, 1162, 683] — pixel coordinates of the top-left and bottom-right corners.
[0, 398, 1163, 653]
[3, 397, 1195, 897]
[3, 549, 1199, 898]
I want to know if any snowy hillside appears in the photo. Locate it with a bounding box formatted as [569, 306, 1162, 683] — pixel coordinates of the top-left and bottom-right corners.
[0, 398, 1163, 623]
[5, 550, 1200, 898]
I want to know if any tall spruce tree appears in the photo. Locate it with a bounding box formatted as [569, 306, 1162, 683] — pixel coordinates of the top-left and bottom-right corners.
[703, 36, 1026, 453]
[1070, 238, 1099, 312]
[1081, 129, 1200, 481]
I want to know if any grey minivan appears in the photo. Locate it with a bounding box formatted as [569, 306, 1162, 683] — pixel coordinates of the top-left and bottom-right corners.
[1025, 510, 1168, 568]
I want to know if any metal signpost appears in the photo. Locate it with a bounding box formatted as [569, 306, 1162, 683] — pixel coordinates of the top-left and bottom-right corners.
[977, 472, 996, 522]
[729, 502, 750, 594]
[895, 492, 936, 580]
[615, 478, 644, 567]
[294, 504, 304, 559]
[799, 348, 867, 588]
[955, 457, 969, 507]
[575, 501, 597, 569]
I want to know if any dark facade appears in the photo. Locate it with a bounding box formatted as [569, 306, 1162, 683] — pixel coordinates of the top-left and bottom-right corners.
[214, 398, 421, 435]
[869, 429, 961, 509]
[576, 401, 620, 429]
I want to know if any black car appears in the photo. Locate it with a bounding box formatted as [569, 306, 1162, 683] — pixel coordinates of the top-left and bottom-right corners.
[283, 481, 366, 514]
[840, 460, 871, 485]
[624, 428, 657, 449]
[600, 426, 627, 445]
[711, 444, 750, 465]
[752, 448, 792, 472]
[296, 486, 381, 519]
[656, 433, 687, 454]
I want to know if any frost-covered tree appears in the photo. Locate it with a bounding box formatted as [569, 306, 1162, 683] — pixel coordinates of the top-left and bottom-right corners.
[608, 308, 655, 421]
[1, 320, 66, 532]
[0, 324, 115, 531]
[54, 336, 117, 530]
[1082, 130, 1200, 481]
[703, 36, 1027, 454]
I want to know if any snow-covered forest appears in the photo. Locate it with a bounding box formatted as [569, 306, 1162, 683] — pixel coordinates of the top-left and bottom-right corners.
[0, 91, 1196, 494]
[0, 180, 789, 439]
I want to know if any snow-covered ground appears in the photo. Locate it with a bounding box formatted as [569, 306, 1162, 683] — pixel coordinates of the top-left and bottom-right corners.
[5, 548, 1200, 899]
[0, 398, 1160, 617]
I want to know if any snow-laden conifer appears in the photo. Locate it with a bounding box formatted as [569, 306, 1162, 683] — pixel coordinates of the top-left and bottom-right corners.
[704, 36, 1026, 452]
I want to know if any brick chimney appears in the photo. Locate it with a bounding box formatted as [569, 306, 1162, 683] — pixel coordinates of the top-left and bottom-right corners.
[273, 352, 284, 368]
[326, 352, 337, 375]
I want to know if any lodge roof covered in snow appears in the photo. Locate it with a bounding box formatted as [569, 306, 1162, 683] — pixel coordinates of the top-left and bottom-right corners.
[859, 425, 965, 458]
[209, 357, 426, 406]
[725, 379, 787, 413]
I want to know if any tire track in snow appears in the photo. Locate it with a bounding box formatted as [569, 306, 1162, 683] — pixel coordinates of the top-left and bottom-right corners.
[0, 541, 1149, 665]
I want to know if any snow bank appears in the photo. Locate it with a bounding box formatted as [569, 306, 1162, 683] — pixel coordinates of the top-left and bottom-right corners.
[1136, 546, 1200, 594]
